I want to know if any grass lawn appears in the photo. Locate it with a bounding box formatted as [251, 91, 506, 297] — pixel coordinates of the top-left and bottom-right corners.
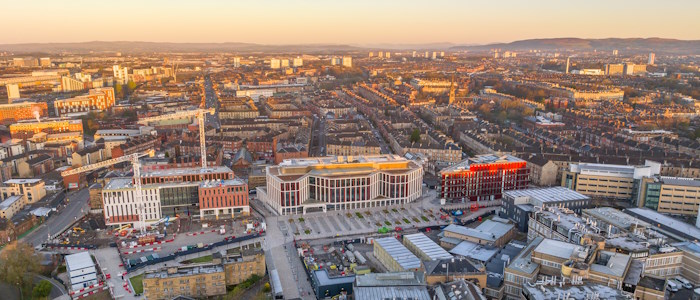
[184, 255, 213, 264]
[129, 274, 144, 294]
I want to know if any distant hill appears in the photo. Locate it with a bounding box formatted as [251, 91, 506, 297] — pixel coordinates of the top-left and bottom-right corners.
[0, 41, 363, 54]
[450, 38, 700, 54]
[2, 38, 699, 54]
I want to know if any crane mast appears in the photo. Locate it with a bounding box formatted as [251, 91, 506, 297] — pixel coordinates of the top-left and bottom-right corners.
[138, 108, 214, 168]
[61, 150, 154, 232]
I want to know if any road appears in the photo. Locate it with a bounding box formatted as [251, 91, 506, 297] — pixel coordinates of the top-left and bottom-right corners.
[22, 188, 89, 247]
[203, 75, 220, 129]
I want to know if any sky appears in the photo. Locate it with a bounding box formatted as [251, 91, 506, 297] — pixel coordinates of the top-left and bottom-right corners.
[2, 0, 699, 45]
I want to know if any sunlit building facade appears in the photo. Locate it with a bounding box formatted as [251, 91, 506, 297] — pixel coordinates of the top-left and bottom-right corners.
[259, 155, 423, 215]
[440, 154, 529, 202]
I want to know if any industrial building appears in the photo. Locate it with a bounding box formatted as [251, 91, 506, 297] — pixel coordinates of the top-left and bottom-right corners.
[402, 233, 453, 261]
[374, 237, 423, 272]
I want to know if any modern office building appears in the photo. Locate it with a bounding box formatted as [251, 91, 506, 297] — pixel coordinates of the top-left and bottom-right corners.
[562, 161, 660, 202]
[440, 154, 529, 202]
[500, 187, 590, 232]
[648, 52, 655, 65]
[638, 176, 700, 217]
[102, 166, 249, 227]
[258, 155, 423, 215]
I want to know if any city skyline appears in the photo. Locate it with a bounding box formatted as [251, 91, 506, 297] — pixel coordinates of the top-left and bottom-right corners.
[2, 0, 700, 45]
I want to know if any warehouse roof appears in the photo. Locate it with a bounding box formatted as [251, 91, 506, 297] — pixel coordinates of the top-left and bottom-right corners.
[375, 237, 422, 270]
[403, 233, 453, 261]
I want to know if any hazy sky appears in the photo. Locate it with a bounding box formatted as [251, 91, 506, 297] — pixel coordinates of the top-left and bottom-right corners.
[2, 0, 699, 45]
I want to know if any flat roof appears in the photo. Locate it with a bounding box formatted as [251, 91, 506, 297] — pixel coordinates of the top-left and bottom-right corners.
[403, 233, 453, 261]
[449, 241, 498, 262]
[534, 239, 579, 259]
[504, 187, 588, 204]
[0, 195, 23, 210]
[144, 265, 224, 279]
[312, 269, 355, 286]
[199, 178, 246, 188]
[375, 237, 422, 270]
[354, 272, 425, 287]
[444, 220, 514, 242]
[523, 283, 628, 300]
[441, 154, 524, 173]
[65, 251, 95, 271]
[583, 207, 650, 230]
[141, 166, 233, 178]
[624, 208, 700, 241]
[590, 251, 630, 277]
[659, 176, 700, 188]
[354, 286, 430, 300]
[278, 154, 407, 167]
[4, 178, 42, 185]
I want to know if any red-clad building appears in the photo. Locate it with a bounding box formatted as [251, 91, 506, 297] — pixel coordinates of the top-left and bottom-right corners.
[199, 179, 250, 219]
[440, 154, 529, 203]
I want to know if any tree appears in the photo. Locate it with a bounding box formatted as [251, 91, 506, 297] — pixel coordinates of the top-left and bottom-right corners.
[127, 80, 137, 92]
[32, 280, 52, 299]
[115, 83, 123, 98]
[410, 129, 421, 143]
[0, 243, 40, 298]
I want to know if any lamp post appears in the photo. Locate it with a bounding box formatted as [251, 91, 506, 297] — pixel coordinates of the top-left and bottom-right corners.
[16, 282, 23, 300]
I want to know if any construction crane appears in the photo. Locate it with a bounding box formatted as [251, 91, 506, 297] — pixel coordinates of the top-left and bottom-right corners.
[137, 108, 215, 168]
[171, 61, 179, 83]
[62, 150, 155, 232]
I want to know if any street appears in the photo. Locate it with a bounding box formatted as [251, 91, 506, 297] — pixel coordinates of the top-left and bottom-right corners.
[22, 188, 90, 247]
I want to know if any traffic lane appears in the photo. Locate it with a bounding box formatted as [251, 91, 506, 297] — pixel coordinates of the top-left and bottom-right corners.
[23, 188, 89, 246]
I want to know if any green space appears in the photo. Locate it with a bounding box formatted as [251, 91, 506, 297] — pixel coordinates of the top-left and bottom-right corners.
[403, 218, 411, 224]
[129, 274, 144, 294]
[183, 255, 213, 264]
[225, 274, 263, 299]
[421, 216, 430, 222]
[304, 229, 311, 234]
[298, 217, 305, 222]
[384, 221, 392, 226]
[355, 212, 364, 219]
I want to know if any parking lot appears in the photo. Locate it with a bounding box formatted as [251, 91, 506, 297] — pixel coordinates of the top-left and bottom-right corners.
[280, 202, 447, 240]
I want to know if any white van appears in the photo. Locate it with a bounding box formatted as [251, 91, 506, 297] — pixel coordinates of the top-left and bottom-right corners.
[667, 280, 680, 292]
[675, 277, 693, 289]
